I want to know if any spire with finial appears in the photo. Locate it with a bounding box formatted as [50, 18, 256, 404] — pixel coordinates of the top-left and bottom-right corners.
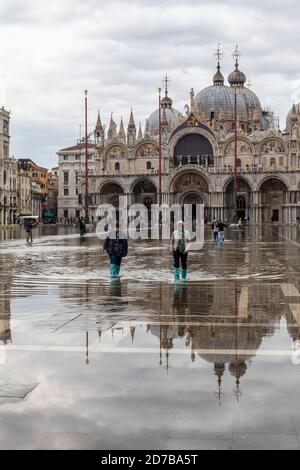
[214, 363, 225, 406]
[118, 117, 126, 142]
[161, 74, 173, 109]
[95, 110, 103, 131]
[130, 327, 136, 344]
[190, 88, 195, 113]
[228, 45, 246, 88]
[229, 360, 247, 402]
[127, 108, 136, 146]
[138, 122, 143, 141]
[128, 108, 136, 128]
[144, 118, 150, 137]
[95, 110, 105, 146]
[213, 42, 224, 86]
[107, 113, 117, 140]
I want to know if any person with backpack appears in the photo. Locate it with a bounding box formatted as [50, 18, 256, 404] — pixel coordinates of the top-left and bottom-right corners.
[25, 218, 34, 244]
[103, 221, 128, 279]
[170, 221, 191, 282]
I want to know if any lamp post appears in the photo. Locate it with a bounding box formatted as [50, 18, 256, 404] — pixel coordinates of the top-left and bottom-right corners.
[84, 90, 89, 222]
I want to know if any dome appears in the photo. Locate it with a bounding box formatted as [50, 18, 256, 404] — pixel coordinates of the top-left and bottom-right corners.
[228, 66, 247, 87]
[286, 103, 300, 129]
[240, 87, 262, 120]
[148, 106, 181, 135]
[213, 69, 224, 86]
[195, 85, 248, 122]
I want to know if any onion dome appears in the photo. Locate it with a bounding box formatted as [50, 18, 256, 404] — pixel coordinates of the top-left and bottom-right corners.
[228, 66, 247, 88]
[148, 81, 181, 135]
[213, 64, 224, 86]
[161, 92, 173, 109]
[228, 45, 246, 88]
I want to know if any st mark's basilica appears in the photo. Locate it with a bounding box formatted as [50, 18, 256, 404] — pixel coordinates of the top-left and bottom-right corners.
[58, 46, 300, 224]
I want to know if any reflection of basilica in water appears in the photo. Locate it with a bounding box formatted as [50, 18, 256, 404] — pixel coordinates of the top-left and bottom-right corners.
[0, 260, 12, 346]
[103, 280, 296, 401]
[59, 45, 300, 224]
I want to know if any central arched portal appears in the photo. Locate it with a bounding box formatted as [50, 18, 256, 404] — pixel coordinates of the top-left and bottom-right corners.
[182, 192, 204, 220]
[99, 182, 124, 208]
[171, 171, 210, 220]
[173, 134, 214, 168]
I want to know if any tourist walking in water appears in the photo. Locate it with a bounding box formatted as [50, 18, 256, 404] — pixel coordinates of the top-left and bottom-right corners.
[25, 218, 34, 244]
[79, 217, 87, 237]
[170, 221, 191, 282]
[103, 221, 128, 279]
[212, 219, 219, 241]
[217, 221, 226, 243]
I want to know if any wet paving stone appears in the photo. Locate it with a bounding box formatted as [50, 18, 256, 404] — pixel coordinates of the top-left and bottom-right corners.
[0, 224, 300, 449]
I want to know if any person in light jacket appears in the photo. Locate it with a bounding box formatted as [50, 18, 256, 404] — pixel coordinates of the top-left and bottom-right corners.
[170, 221, 191, 282]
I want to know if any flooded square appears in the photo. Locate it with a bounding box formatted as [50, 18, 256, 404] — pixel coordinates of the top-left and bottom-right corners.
[0, 225, 300, 450]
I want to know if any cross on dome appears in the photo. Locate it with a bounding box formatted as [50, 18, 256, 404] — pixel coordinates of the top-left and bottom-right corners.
[232, 45, 241, 68]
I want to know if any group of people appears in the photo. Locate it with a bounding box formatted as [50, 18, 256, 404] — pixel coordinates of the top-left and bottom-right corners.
[102, 220, 191, 282]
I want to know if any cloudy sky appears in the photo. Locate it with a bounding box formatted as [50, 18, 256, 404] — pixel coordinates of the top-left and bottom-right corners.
[0, 0, 300, 168]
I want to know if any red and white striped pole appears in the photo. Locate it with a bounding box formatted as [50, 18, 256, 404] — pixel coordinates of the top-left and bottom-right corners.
[158, 87, 162, 206]
[84, 90, 89, 222]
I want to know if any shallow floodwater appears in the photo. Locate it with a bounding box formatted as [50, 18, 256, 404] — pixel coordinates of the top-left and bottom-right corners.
[0, 224, 300, 450]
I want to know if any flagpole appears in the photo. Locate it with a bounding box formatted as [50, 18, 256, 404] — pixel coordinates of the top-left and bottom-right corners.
[234, 85, 238, 218]
[158, 87, 162, 206]
[84, 90, 89, 222]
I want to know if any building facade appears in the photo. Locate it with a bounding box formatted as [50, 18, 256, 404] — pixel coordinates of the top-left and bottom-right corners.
[57, 144, 96, 222]
[46, 167, 59, 220]
[31, 181, 43, 218]
[19, 173, 32, 216]
[59, 52, 300, 225]
[18, 159, 49, 218]
[0, 107, 19, 225]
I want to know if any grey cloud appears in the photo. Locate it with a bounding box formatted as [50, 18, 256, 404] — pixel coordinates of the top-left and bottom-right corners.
[0, 0, 298, 167]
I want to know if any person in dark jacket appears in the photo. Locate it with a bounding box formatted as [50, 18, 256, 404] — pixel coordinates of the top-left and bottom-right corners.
[25, 219, 34, 244]
[103, 222, 128, 279]
[79, 217, 86, 237]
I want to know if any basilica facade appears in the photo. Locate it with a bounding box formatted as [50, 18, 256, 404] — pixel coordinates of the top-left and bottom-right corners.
[58, 52, 300, 224]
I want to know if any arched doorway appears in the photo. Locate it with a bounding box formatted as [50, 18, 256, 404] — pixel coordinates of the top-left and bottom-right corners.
[132, 180, 157, 226]
[182, 192, 204, 220]
[99, 182, 124, 208]
[132, 180, 157, 206]
[173, 134, 214, 168]
[259, 178, 288, 223]
[171, 171, 209, 219]
[225, 178, 252, 221]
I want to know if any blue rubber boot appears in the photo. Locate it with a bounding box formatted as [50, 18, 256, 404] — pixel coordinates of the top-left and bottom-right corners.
[181, 269, 188, 281]
[174, 268, 180, 282]
[115, 265, 121, 277]
[110, 264, 118, 279]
